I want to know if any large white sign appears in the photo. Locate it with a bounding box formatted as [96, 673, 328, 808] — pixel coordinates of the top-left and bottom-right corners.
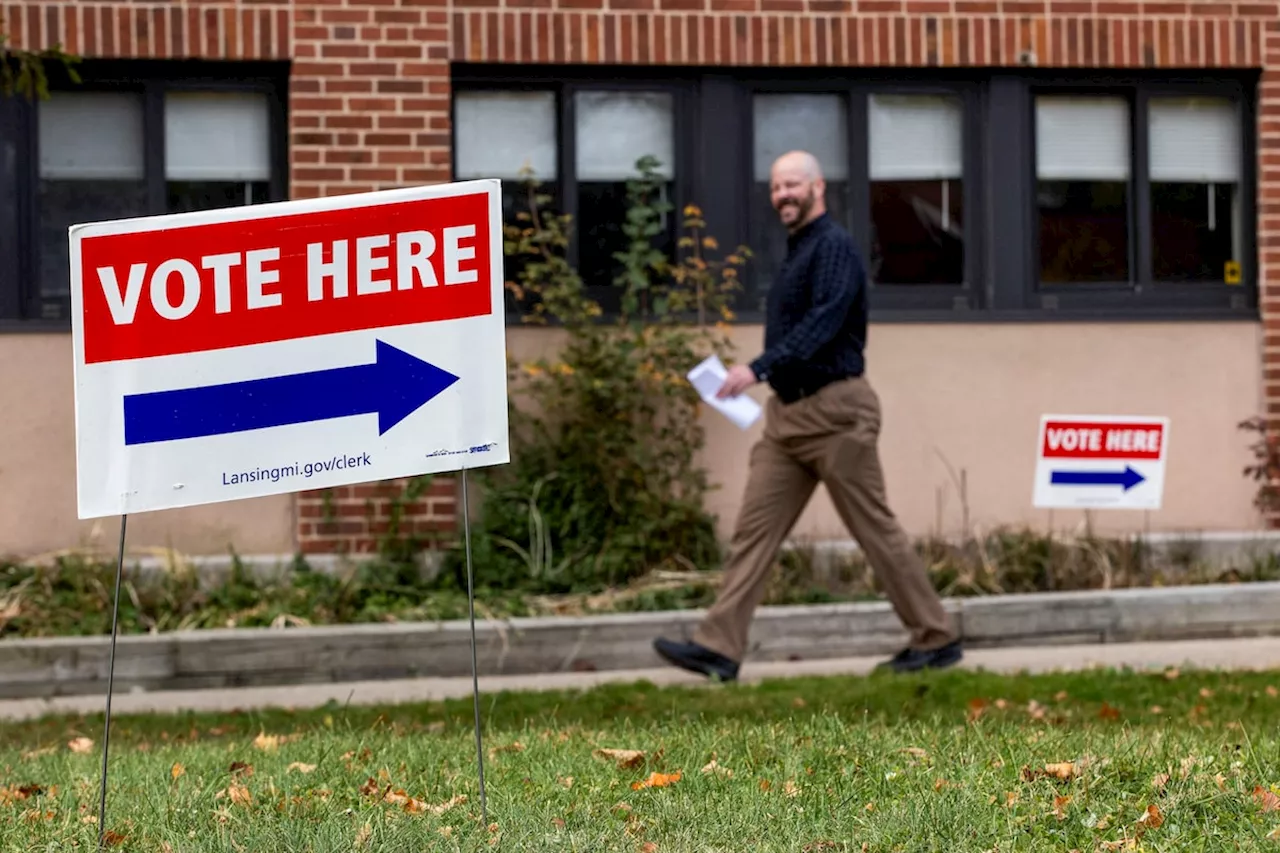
[1032, 414, 1169, 511]
[69, 180, 510, 519]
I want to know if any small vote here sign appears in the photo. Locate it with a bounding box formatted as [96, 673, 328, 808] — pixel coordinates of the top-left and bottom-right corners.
[1032, 415, 1170, 511]
[69, 180, 510, 519]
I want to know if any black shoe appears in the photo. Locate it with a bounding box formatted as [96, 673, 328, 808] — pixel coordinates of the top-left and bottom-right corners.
[652, 637, 740, 682]
[876, 640, 964, 673]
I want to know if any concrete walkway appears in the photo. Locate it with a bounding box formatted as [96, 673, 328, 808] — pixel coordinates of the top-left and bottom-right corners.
[4, 636, 1280, 722]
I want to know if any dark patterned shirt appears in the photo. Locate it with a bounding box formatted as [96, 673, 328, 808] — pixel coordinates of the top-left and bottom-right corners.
[749, 212, 868, 403]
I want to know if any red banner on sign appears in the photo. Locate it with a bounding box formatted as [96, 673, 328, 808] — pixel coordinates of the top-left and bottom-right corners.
[78, 191, 493, 364]
[1041, 421, 1165, 460]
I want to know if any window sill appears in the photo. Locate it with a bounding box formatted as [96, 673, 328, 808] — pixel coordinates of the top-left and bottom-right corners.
[0, 319, 72, 334]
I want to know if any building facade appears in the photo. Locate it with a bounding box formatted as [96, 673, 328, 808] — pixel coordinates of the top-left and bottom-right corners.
[0, 0, 1272, 559]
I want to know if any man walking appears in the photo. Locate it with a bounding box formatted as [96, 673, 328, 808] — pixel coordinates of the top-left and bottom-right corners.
[653, 150, 962, 681]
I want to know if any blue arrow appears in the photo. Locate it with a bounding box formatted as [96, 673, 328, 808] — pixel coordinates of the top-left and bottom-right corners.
[1050, 466, 1145, 491]
[123, 340, 460, 446]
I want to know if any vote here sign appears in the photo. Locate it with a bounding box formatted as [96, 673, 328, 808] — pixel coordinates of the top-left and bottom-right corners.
[68, 180, 510, 519]
[1032, 414, 1170, 511]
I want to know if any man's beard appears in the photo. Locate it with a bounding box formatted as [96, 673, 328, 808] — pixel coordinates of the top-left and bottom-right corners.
[776, 190, 815, 228]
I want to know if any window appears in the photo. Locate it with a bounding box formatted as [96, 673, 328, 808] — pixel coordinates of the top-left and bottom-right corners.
[451, 66, 1256, 324]
[1149, 97, 1242, 283]
[574, 90, 676, 291]
[868, 94, 965, 285]
[165, 91, 272, 214]
[1035, 95, 1132, 284]
[451, 79, 684, 314]
[37, 93, 150, 303]
[750, 93, 850, 302]
[0, 61, 287, 324]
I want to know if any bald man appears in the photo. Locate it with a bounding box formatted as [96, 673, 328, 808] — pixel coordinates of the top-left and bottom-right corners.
[653, 150, 962, 680]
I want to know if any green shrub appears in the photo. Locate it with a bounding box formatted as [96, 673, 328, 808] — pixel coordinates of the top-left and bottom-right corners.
[439, 156, 751, 595]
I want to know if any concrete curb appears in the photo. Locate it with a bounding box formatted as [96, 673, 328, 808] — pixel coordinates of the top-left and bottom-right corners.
[3, 581, 1280, 700]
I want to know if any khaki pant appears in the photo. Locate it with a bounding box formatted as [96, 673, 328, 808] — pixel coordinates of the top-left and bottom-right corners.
[693, 375, 957, 662]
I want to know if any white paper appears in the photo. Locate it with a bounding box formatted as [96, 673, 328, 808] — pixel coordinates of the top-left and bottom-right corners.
[686, 354, 762, 431]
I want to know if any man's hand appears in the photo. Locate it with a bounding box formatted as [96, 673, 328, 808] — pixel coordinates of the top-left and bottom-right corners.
[717, 364, 758, 399]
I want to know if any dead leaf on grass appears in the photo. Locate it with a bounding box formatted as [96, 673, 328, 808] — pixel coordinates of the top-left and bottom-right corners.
[1099, 838, 1137, 851]
[1164, 668, 1180, 680]
[490, 741, 525, 758]
[784, 780, 800, 798]
[701, 759, 732, 777]
[1254, 786, 1280, 812]
[594, 748, 646, 769]
[1136, 804, 1164, 830]
[220, 782, 252, 806]
[632, 771, 681, 791]
[1022, 761, 1081, 782]
[558, 776, 575, 789]
[966, 698, 989, 722]
[67, 737, 94, 754]
[1098, 703, 1122, 721]
[1151, 773, 1170, 791]
[287, 763, 317, 775]
[354, 821, 372, 848]
[901, 747, 929, 764]
[229, 761, 254, 777]
[170, 763, 185, 781]
[254, 733, 280, 752]
[1050, 795, 1071, 820]
[101, 830, 126, 847]
[1267, 686, 1278, 698]
[20, 747, 55, 761]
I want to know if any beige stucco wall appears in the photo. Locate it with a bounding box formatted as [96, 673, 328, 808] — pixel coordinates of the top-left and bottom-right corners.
[508, 319, 1267, 543]
[0, 320, 1264, 558]
[0, 334, 295, 560]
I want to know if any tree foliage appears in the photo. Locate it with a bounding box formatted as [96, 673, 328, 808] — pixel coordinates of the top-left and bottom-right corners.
[1, 13, 80, 102]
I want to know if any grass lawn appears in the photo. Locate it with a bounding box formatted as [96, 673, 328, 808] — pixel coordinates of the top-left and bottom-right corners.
[4, 667, 1280, 851]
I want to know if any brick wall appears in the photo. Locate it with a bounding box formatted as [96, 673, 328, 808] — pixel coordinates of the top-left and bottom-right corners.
[5, 0, 1277, 546]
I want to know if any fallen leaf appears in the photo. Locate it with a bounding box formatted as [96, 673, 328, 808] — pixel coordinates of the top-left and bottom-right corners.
[1254, 786, 1280, 812]
[902, 747, 929, 763]
[632, 771, 681, 790]
[759, 779, 772, 792]
[1055, 690, 1069, 701]
[1136, 804, 1164, 829]
[161, 843, 174, 853]
[171, 763, 185, 781]
[359, 777, 381, 798]
[427, 794, 467, 815]
[229, 762, 254, 777]
[384, 788, 430, 814]
[354, 822, 372, 848]
[490, 741, 525, 757]
[784, 780, 800, 798]
[1099, 838, 1137, 851]
[1150, 705, 1164, 715]
[551, 817, 566, 829]
[1004, 791, 1019, 807]
[67, 737, 94, 754]
[1267, 686, 1278, 698]
[1151, 773, 1170, 791]
[286, 763, 317, 775]
[20, 747, 55, 760]
[1164, 668, 1180, 680]
[1098, 702, 1122, 721]
[792, 697, 807, 708]
[1214, 773, 1227, 791]
[253, 733, 280, 752]
[701, 759, 732, 777]
[641, 844, 658, 853]
[934, 778, 952, 792]
[1022, 761, 1081, 782]
[1052, 794, 1071, 821]
[1027, 700, 1048, 721]
[101, 830, 126, 847]
[1199, 688, 1215, 699]
[1267, 827, 1280, 841]
[966, 698, 989, 722]
[558, 776, 575, 789]
[226, 782, 252, 806]
[594, 748, 646, 770]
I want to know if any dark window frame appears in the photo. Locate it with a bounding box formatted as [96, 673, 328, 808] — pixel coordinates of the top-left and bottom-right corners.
[0, 59, 291, 330]
[739, 77, 983, 317]
[450, 70, 697, 322]
[454, 64, 1262, 326]
[1022, 74, 1257, 317]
